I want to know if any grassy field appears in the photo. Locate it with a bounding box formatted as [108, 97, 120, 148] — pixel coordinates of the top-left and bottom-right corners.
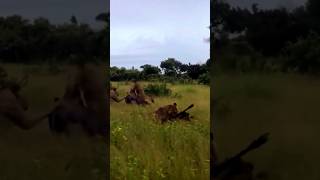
[213, 73, 320, 180]
[0, 64, 106, 180]
[110, 82, 210, 180]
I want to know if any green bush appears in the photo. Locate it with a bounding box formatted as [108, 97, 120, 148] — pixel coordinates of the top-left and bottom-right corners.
[198, 73, 210, 85]
[283, 32, 320, 74]
[144, 83, 172, 96]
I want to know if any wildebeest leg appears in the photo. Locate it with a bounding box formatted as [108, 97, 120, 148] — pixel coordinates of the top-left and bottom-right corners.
[80, 112, 98, 137]
[48, 108, 69, 134]
[82, 108, 107, 137]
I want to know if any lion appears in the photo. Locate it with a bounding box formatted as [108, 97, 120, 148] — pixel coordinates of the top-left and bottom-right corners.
[154, 103, 179, 123]
[110, 87, 126, 103]
[0, 73, 52, 130]
[154, 103, 194, 123]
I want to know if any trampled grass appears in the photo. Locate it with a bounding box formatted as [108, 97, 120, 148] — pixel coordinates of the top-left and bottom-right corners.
[110, 82, 210, 180]
[213, 73, 320, 180]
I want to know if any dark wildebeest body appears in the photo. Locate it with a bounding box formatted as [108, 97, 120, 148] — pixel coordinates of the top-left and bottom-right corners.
[124, 94, 152, 105]
[49, 63, 107, 137]
[124, 81, 154, 105]
[49, 101, 101, 136]
[214, 133, 269, 180]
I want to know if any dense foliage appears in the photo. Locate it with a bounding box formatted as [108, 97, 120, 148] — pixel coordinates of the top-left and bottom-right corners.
[0, 13, 109, 63]
[110, 58, 211, 84]
[213, 0, 320, 75]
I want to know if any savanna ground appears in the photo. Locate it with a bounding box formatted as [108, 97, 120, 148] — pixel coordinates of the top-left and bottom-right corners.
[213, 73, 320, 180]
[0, 64, 106, 180]
[110, 82, 210, 180]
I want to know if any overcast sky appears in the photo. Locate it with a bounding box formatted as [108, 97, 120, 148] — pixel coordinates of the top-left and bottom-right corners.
[111, 0, 210, 68]
[0, 0, 108, 29]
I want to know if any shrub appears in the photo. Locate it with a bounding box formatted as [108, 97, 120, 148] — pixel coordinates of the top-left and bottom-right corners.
[144, 83, 172, 96]
[198, 73, 210, 85]
[283, 32, 320, 74]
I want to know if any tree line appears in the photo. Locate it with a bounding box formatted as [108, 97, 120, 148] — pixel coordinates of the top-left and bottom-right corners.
[213, 0, 320, 74]
[110, 58, 211, 84]
[0, 13, 109, 63]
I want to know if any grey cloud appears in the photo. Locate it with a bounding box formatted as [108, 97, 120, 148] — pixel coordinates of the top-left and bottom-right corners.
[111, 34, 209, 68]
[111, 0, 209, 67]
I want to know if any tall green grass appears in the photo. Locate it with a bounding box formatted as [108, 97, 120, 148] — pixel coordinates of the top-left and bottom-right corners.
[0, 64, 106, 180]
[213, 73, 320, 180]
[111, 82, 210, 180]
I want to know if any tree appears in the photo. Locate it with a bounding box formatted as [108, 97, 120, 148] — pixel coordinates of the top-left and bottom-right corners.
[95, 12, 109, 59]
[306, 0, 320, 32]
[160, 58, 183, 76]
[96, 13, 109, 24]
[140, 64, 161, 78]
[185, 64, 207, 79]
[205, 58, 212, 71]
[0, 14, 107, 63]
[70, 15, 78, 25]
[306, 0, 320, 18]
[283, 32, 320, 74]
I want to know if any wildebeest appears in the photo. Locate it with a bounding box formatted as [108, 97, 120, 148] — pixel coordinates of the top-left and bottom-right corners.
[124, 81, 154, 105]
[124, 94, 154, 105]
[48, 63, 107, 137]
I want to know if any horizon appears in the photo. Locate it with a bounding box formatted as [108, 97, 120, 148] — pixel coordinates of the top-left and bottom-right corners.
[110, 59, 208, 70]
